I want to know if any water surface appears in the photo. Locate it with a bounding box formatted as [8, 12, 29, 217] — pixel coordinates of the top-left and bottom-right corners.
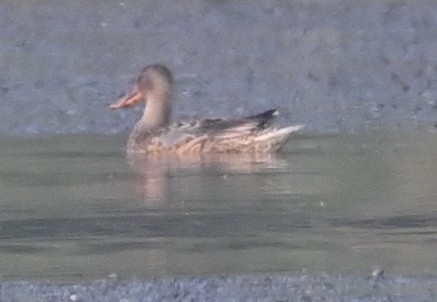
[0, 132, 436, 280]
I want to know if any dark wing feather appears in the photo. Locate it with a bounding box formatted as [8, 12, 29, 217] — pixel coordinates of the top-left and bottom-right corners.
[199, 109, 278, 132]
[162, 109, 280, 144]
[246, 109, 278, 121]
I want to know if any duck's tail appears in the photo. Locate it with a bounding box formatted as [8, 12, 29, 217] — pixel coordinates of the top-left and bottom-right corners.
[253, 124, 304, 152]
[255, 125, 304, 141]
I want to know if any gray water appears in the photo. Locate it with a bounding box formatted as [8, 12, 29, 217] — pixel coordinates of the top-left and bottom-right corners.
[0, 132, 436, 281]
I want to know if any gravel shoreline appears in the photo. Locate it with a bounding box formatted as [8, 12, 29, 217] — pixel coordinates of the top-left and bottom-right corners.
[2, 273, 437, 302]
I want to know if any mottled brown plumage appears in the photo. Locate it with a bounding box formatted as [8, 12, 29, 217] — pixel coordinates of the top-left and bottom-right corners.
[111, 64, 303, 154]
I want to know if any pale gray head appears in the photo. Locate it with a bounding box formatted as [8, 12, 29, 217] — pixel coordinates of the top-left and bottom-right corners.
[111, 64, 174, 130]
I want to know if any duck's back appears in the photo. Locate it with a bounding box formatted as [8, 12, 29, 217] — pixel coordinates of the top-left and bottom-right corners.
[127, 109, 303, 154]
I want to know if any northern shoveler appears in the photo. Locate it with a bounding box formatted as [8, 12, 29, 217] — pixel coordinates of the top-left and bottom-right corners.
[111, 64, 303, 154]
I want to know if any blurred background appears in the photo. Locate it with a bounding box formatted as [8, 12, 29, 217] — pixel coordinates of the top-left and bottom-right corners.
[1, 0, 437, 135]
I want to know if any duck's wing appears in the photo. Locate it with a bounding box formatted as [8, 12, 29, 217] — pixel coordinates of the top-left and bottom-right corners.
[158, 109, 280, 146]
[245, 109, 279, 124]
[196, 109, 279, 138]
[199, 109, 278, 130]
[198, 109, 278, 130]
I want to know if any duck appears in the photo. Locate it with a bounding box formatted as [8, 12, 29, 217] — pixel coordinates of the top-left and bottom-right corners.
[110, 64, 304, 154]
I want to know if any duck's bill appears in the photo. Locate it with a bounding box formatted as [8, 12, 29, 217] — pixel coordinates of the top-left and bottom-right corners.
[110, 88, 144, 109]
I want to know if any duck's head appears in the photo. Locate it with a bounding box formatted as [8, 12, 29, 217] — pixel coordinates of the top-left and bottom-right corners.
[111, 64, 173, 109]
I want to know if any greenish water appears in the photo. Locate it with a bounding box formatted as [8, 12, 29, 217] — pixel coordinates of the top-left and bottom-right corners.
[0, 132, 436, 281]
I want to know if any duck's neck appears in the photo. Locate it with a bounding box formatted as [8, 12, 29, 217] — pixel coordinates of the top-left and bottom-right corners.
[138, 93, 172, 131]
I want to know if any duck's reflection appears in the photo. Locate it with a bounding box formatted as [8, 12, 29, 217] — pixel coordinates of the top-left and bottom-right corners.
[127, 152, 287, 203]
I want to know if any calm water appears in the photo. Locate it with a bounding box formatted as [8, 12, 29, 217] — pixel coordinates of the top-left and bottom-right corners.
[0, 132, 437, 281]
